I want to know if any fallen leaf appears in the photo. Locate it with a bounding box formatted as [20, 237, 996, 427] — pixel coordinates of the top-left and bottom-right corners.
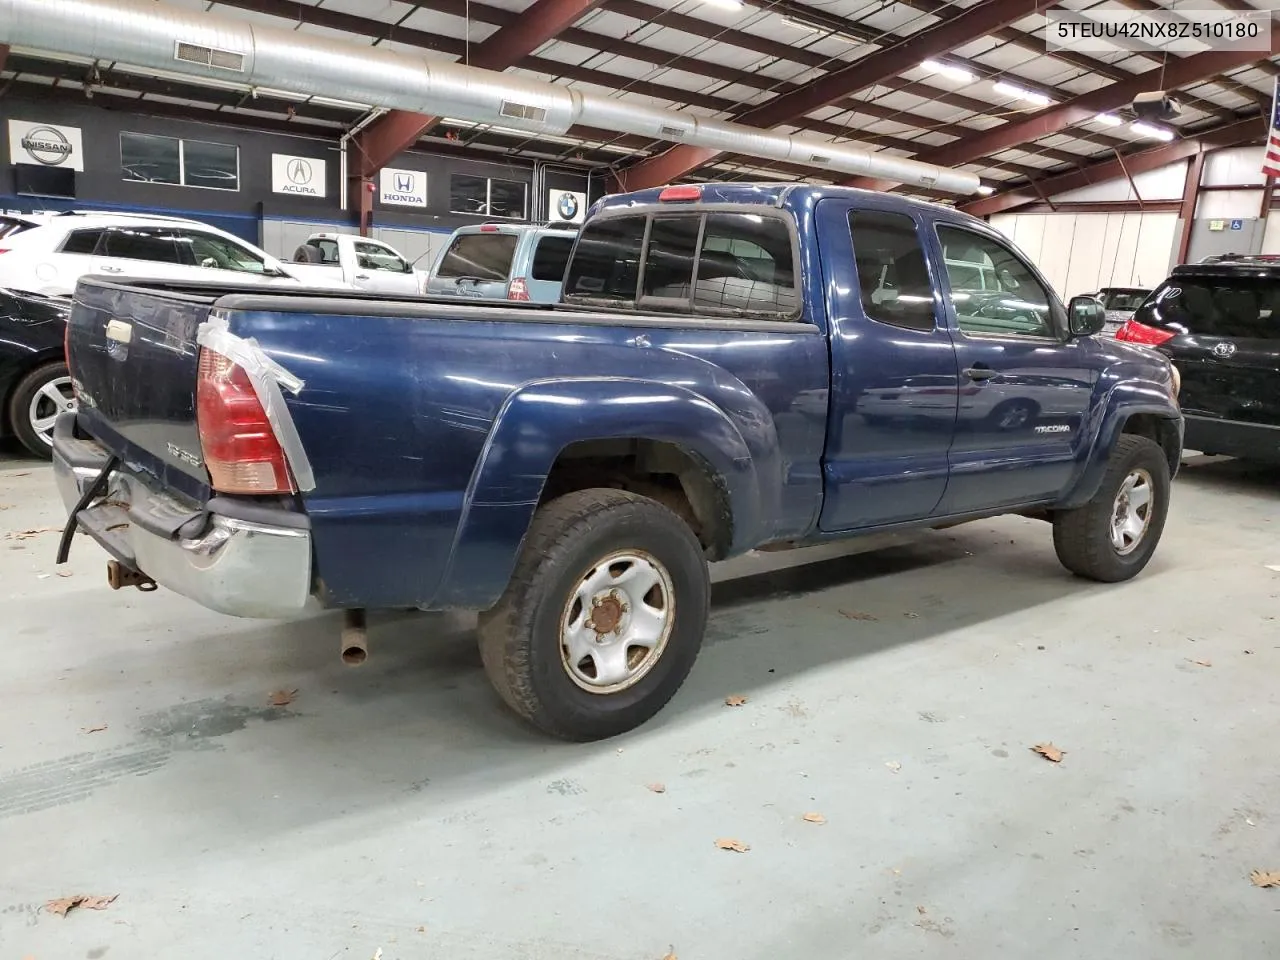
[267, 689, 298, 707]
[1251, 870, 1280, 888]
[917, 905, 927, 915]
[372, 949, 383, 960]
[802, 812, 826, 825]
[724, 695, 748, 707]
[838, 609, 878, 621]
[885, 760, 902, 773]
[714, 837, 750, 853]
[0, 503, 13, 509]
[662, 951, 677, 960]
[904, 612, 920, 619]
[1188, 658, 1212, 667]
[44, 894, 117, 917]
[416, 926, 427, 934]
[36, 574, 49, 580]
[1245, 649, 1255, 655]
[1031, 743, 1065, 763]
[56, 570, 73, 578]
[7, 526, 58, 540]
[82, 724, 108, 734]
[645, 782, 667, 794]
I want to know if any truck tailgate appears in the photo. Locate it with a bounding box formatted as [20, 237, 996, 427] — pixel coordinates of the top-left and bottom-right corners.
[67, 279, 213, 494]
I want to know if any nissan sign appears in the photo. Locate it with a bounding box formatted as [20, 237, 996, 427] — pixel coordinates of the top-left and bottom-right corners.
[8, 120, 84, 171]
[380, 167, 427, 207]
[271, 154, 327, 197]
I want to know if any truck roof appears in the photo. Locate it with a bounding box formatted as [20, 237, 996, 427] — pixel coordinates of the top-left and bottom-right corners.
[593, 182, 981, 225]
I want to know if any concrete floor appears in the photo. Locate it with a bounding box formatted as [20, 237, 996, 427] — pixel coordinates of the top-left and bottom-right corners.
[2, 441, 1279, 959]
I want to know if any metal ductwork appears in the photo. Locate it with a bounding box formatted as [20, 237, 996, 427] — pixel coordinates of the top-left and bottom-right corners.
[0, 0, 982, 194]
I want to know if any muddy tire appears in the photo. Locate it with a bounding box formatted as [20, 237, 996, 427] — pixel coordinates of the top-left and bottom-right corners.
[477, 488, 710, 741]
[8, 361, 74, 459]
[1053, 435, 1170, 582]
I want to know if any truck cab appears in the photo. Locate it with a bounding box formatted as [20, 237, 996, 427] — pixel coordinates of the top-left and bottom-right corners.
[290, 232, 423, 295]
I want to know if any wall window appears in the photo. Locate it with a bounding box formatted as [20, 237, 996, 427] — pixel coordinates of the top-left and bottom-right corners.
[937, 226, 1054, 338]
[120, 132, 240, 192]
[449, 174, 528, 219]
[848, 210, 936, 332]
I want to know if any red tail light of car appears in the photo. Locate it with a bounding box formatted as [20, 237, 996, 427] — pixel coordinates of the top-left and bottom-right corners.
[507, 277, 531, 301]
[196, 348, 294, 494]
[1116, 319, 1175, 346]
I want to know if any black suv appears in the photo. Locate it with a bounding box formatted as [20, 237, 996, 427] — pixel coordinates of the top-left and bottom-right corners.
[1117, 260, 1279, 462]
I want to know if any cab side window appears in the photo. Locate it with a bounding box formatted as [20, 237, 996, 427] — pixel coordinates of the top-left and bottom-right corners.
[937, 226, 1054, 338]
[848, 210, 937, 332]
[354, 240, 411, 273]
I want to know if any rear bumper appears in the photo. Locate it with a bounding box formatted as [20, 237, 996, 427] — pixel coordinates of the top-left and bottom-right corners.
[1183, 415, 1280, 464]
[53, 415, 314, 618]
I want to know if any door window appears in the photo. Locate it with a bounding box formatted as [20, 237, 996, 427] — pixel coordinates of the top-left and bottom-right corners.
[101, 228, 184, 263]
[937, 226, 1055, 338]
[530, 235, 575, 282]
[848, 210, 937, 332]
[179, 231, 269, 274]
[354, 241, 411, 273]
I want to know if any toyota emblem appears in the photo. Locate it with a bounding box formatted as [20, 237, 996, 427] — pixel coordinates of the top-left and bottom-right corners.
[287, 158, 313, 184]
[1212, 342, 1237, 359]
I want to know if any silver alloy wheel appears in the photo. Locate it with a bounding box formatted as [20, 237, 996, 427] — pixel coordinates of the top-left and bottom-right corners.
[560, 549, 675, 694]
[28, 376, 76, 448]
[1110, 467, 1154, 556]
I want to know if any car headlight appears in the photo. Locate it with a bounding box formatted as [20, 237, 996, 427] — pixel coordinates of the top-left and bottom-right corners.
[1168, 362, 1181, 400]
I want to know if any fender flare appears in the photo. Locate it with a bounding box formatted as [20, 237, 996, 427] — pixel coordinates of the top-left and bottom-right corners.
[431, 377, 769, 609]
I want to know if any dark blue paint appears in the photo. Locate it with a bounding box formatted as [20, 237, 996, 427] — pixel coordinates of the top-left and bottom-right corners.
[65, 184, 1182, 612]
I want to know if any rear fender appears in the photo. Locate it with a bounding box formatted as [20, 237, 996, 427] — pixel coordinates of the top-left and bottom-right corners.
[1059, 379, 1183, 509]
[432, 377, 764, 609]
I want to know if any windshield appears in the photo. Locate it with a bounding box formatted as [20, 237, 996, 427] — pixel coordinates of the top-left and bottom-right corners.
[436, 233, 518, 281]
[1100, 289, 1149, 311]
[1134, 276, 1280, 339]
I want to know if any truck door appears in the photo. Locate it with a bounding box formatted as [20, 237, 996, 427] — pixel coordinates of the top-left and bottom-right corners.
[816, 200, 960, 531]
[929, 222, 1096, 513]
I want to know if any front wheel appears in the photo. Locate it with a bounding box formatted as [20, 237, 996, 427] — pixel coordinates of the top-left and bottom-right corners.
[477, 488, 710, 741]
[7, 361, 75, 459]
[1052, 435, 1170, 582]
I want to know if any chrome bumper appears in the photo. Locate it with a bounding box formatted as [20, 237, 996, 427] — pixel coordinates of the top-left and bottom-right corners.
[53, 418, 313, 619]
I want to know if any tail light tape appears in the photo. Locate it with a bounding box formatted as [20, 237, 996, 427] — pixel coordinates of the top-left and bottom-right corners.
[196, 313, 317, 492]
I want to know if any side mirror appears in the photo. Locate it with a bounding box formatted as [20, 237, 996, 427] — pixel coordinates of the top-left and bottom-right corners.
[1068, 295, 1106, 337]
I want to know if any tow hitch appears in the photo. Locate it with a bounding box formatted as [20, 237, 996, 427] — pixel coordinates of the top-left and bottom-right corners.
[106, 560, 157, 592]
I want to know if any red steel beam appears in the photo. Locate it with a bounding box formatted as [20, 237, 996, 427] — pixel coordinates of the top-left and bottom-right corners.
[1175, 150, 1206, 265]
[848, 41, 1275, 191]
[616, 0, 1058, 190]
[960, 116, 1266, 217]
[355, 0, 605, 177]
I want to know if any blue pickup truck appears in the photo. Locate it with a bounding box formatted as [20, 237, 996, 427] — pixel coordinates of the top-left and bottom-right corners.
[52, 183, 1183, 740]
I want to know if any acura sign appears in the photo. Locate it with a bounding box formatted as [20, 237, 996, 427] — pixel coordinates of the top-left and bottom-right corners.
[8, 120, 84, 171]
[380, 167, 427, 207]
[271, 153, 327, 197]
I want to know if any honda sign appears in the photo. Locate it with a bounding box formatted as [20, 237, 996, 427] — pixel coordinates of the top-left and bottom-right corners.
[380, 167, 427, 207]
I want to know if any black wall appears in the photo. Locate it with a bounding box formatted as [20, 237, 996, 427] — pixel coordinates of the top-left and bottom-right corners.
[1, 95, 605, 242]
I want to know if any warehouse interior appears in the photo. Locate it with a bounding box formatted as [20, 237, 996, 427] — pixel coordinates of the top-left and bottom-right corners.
[3, 0, 1280, 957]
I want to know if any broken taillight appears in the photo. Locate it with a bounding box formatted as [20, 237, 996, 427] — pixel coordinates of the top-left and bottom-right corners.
[507, 277, 531, 301]
[196, 348, 294, 494]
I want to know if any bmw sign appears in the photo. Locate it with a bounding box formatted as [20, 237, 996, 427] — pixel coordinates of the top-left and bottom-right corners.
[380, 167, 428, 207]
[272, 154, 327, 197]
[549, 188, 587, 225]
[8, 119, 84, 171]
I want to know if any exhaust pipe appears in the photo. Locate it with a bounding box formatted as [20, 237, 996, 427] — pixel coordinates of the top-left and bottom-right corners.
[106, 559, 156, 592]
[341, 608, 368, 666]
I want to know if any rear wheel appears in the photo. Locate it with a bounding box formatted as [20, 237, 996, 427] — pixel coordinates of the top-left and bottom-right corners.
[477, 488, 710, 741]
[7, 361, 75, 459]
[1052, 435, 1170, 582]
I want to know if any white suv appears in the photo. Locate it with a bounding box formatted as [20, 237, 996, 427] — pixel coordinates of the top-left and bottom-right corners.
[0, 211, 310, 297]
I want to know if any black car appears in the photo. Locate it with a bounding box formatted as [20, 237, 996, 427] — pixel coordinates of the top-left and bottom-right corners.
[1116, 260, 1279, 462]
[0, 287, 74, 458]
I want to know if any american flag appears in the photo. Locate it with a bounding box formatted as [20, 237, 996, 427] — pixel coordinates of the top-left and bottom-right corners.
[1264, 77, 1280, 178]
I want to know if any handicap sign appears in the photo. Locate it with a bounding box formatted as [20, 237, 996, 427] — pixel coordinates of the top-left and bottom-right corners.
[1230, 219, 1244, 231]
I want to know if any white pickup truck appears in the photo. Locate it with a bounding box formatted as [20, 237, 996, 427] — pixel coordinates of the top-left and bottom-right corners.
[288, 233, 424, 295]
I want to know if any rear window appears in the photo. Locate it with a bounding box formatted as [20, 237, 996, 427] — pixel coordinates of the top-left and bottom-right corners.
[436, 232, 518, 281]
[1135, 276, 1280, 339]
[530, 235, 575, 282]
[1100, 289, 1149, 311]
[564, 211, 799, 318]
[60, 229, 104, 255]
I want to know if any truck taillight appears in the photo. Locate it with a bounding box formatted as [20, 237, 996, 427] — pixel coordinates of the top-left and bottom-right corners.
[196, 348, 295, 494]
[1115, 319, 1175, 346]
[507, 277, 530, 301]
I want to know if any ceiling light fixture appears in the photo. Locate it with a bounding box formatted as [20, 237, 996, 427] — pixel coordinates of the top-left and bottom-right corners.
[701, 0, 744, 10]
[1130, 121, 1174, 141]
[780, 16, 819, 31]
[921, 59, 976, 84]
[976, 184, 995, 195]
[992, 80, 1053, 107]
[1092, 113, 1123, 126]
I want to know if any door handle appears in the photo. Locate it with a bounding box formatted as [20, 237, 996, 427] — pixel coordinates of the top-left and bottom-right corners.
[963, 366, 999, 381]
[99, 265, 123, 273]
[355, 274, 370, 280]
